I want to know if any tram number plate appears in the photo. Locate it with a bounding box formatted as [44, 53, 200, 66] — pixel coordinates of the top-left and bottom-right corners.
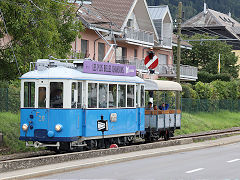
[97, 120, 108, 132]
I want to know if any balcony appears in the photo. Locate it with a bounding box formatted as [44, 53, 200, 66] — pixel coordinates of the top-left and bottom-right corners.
[124, 58, 198, 81]
[117, 27, 154, 46]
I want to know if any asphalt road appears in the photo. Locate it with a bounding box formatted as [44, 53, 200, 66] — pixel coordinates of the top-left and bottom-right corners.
[38, 142, 240, 180]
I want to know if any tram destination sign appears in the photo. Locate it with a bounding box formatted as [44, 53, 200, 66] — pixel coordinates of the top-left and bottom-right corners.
[83, 61, 136, 77]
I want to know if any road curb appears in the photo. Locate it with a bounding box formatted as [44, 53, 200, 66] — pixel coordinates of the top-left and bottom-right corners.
[1, 135, 240, 180]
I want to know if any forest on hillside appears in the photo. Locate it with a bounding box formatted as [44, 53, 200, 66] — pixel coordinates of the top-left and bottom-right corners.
[147, 0, 240, 22]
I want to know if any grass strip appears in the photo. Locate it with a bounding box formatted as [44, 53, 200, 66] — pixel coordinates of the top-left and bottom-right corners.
[176, 111, 240, 135]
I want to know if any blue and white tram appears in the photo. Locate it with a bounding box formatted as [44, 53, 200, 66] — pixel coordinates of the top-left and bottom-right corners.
[19, 59, 145, 151]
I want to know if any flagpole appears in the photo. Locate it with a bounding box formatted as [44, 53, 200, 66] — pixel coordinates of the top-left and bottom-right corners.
[218, 54, 221, 73]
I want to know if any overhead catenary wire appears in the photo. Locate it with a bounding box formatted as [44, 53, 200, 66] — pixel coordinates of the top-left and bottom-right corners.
[0, 8, 21, 75]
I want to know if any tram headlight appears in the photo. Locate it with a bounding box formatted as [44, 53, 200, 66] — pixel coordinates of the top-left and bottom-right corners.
[55, 124, 63, 132]
[22, 124, 28, 131]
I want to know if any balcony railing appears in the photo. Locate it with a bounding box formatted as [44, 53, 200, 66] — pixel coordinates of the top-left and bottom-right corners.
[121, 58, 198, 81]
[119, 27, 154, 45]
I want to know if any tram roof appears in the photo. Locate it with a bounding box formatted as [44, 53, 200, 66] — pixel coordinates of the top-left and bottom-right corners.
[20, 66, 145, 84]
[144, 79, 182, 91]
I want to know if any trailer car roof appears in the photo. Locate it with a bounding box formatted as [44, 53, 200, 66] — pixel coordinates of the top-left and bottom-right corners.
[144, 79, 182, 91]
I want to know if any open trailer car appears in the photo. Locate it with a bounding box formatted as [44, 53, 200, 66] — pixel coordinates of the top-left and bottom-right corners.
[144, 79, 182, 141]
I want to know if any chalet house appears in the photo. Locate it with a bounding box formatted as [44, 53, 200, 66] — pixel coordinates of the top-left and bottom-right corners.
[181, 3, 240, 77]
[72, 0, 197, 81]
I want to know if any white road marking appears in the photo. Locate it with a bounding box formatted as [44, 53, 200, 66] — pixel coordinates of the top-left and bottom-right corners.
[227, 159, 240, 163]
[185, 168, 204, 174]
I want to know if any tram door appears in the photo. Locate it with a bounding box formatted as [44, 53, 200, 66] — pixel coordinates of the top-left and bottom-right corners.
[36, 80, 49, 129]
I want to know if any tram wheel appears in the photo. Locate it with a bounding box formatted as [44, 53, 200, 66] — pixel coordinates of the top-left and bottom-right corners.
[164, 130, 170, 141]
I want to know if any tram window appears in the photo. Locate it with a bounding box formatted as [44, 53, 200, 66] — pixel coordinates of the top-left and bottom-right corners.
[99, 83, 108, 108]
[24, 82, 35, 108]
[127, 85, 135, 107]
[141, 85, 145, 107]
[109, 84, 117, 108]
[50, 82, 63, 108]
[118, 85, 126, 108]
[77, 82, 82, 108]
[71, 82, 77, 108]
[38, 87, 46, 108]
[88, 83, 97, 108]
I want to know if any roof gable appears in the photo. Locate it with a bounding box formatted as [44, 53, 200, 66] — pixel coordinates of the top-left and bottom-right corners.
[148, 5, 173, 39]
[91, 0, 136, 30]
[148, 5, 172, 22]
[182, 11, 221, 27]
[129, 0, 158, 36]
[182, 8, 240, 40]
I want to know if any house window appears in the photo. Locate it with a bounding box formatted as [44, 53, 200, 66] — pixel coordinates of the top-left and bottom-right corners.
[159, 54, 168, 65]
[98, 42, 105, 62]
[81, 39, 88, 58]
[153, 19, 162, 39]
[127, 19, 133, 27]
[134, 49, 138, 59]
[122, 47, 127, 60]
[116, 47, 128, 63]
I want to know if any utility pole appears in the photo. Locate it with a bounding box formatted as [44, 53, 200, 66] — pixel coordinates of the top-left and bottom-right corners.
[176, 2, 182, 110]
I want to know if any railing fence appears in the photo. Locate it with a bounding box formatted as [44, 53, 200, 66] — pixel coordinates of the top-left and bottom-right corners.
[0, 88, 20, 113]
[0, 88, 239, 113]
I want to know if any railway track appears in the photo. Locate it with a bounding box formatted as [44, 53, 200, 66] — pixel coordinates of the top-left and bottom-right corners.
[1, 127, 240, 173]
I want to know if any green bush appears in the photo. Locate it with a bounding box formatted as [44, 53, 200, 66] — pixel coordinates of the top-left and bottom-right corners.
[194, 81, 216, 99]
[198, 71, 231, 83]
[181, 80, 240, 101]
[181, 83, 199, 99]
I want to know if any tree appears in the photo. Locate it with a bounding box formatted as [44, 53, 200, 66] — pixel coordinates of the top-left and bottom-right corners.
[0, 0, 84, 80]
[174, 34, 239, 79]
